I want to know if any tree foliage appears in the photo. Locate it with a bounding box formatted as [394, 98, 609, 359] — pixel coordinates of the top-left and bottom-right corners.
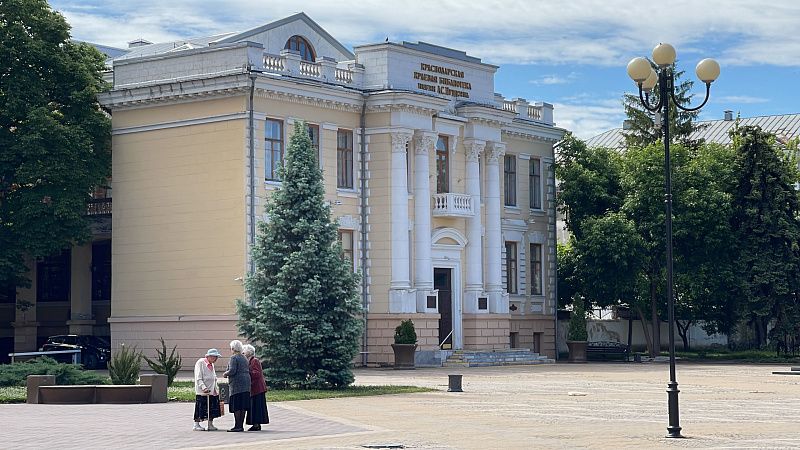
[622, 64, 703, 149]
[730, 125, 800, 347]
[0, 0, 111, 288]
[238, 122, 362, 389]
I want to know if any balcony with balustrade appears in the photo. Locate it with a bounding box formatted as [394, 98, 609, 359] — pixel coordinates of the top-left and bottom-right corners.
[432, 193, 474, 218]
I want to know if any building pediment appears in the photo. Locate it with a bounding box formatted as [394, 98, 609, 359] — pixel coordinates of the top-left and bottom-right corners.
[215, 12, 354, 62]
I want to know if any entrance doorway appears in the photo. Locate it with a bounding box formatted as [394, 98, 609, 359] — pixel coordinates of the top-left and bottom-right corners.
[434, 268, 453, 349]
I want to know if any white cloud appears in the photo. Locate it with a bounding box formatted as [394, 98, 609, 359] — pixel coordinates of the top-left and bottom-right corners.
[50, 0, 800, 67]
[554, 97, 626, 140]
[530, 72, 579, 85]
[713, 95, 770, 104]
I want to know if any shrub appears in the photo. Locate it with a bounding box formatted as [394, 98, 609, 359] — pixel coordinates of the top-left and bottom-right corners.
[108, 344, 142, 385]
[143, 338, 182, 386]
[567, 299, 588, 341]
[0, 357, 108, 387]
[394, 319, 417, 345]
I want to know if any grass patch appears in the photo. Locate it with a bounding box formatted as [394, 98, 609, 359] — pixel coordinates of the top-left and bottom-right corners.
[0, 386, 26, 403]
[168, 384, 434, 402]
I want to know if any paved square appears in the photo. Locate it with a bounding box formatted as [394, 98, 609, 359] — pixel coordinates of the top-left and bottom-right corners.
[3, 363, 800, 449]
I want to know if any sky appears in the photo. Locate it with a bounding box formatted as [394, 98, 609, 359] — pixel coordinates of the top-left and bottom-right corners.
[51, 0, 800, 140]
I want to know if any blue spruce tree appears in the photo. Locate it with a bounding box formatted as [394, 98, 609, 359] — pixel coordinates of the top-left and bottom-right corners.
[238, 122, 362, 388]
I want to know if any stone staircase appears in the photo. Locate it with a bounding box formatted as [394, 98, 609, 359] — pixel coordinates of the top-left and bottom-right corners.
[443, 349, 554, 367]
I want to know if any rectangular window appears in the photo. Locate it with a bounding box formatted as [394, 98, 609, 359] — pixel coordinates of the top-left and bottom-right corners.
[504, 155, 517, 206]
[337, 129, 354, 189]
[530, 243, 543, 295]
[265, 119, 283, 181]
[92, 240, 111, 302]
[530, 159, 542, 209]
[307, 123, 320, 162]
[436, 136, 449, 193]
[37, 249, 70, 302]
[505, 241, 518, 294]
[338, 230, 354, 267]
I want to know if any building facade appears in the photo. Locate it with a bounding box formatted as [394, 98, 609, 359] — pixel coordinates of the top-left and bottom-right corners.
[10, 13, 565, 366]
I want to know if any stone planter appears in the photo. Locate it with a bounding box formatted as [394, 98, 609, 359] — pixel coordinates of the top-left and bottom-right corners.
[95, 385, 151, 404]
[567, 340, 588, 363]
[391, 343, 417, 369]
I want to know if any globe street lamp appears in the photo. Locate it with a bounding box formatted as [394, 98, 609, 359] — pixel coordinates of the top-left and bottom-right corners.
[626, 43, 720, 439]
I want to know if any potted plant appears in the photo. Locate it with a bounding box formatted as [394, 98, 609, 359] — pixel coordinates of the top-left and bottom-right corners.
[391, 319, 417, 369]
[566, 299, 588, 363]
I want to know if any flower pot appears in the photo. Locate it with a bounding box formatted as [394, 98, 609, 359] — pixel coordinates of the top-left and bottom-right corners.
[391, 343, 417, 369]
[566, 340, 588, 363]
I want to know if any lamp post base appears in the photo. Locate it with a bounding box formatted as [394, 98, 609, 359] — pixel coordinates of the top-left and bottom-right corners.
[666, 381, 683, 438]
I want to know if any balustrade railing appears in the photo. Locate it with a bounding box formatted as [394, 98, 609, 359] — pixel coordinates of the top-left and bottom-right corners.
[261, 53, 360, 87]
[432, 193, 474, 217]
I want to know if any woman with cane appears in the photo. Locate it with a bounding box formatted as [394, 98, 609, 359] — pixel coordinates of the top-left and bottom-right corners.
[193, 349, 222, 431]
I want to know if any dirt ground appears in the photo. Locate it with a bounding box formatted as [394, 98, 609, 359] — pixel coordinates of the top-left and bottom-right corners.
[236, 362, 800, 449]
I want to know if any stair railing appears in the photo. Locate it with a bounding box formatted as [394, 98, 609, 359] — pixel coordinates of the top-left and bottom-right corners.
[439, 330, 454, 349]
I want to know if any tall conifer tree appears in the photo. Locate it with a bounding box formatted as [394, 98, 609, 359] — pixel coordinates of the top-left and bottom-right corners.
[238, 122, 362, 389]
[730, 125, 800, 347]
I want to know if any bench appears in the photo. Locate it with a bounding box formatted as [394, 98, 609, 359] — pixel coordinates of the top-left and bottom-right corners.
[586, 341, 629, 361]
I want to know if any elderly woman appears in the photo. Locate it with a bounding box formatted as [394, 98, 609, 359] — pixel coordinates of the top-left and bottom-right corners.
[243, 344, 269, 431]
[193, 348, 222, 431]
[223, 339, 251, 432]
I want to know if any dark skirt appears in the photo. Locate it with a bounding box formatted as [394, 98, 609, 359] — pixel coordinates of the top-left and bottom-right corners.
[246, 391, 270, 425]
[193, 395, 221, 421]
[228, 391, 250, 413]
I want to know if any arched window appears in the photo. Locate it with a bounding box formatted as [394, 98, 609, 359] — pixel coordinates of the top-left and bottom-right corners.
[284, 35, 315, 62]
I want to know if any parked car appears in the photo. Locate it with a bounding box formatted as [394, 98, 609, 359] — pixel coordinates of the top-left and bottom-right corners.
[40, 335, 111, 369]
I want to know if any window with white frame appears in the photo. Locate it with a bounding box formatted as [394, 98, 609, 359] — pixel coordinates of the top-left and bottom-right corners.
[505, 241, 518, 294]
[337, 129, 354, 189]
[504, 155, 517, 206]
[436, 136, 449, 193]
[338, 229, 354, 267]
[307, 123, 320, 162]
[530, 243, 543, 295]
[529, 158, 542, 209]
[265, 119, 283, 181]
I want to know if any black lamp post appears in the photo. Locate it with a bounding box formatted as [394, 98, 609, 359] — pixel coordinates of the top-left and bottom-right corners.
[626, 43, 720, 439]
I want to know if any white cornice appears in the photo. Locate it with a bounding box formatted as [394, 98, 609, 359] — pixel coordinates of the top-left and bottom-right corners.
[366, 91, 449, 115]
[502, 120, 567, 143]
[98, 73, 251, 110]
[112, 111, 262, 135]
[457, 104, 514, 127]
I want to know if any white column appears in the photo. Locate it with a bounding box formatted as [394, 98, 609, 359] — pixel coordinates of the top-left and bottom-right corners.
[463, 139, 485, 313]
[389, 131, 415, 313]
[414, 130, 437, 311]
[485, 141, 507, 313]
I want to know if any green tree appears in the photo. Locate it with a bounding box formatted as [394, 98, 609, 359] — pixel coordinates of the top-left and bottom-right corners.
[556, 133, 625, 240]
[622, 64, 703, 149]
[0, 0, 110, 289]
[574, 212, 644, 310]
[237, 122, 362, 389]
[672, 143, 738, 348]
[730, 125, 800, 347]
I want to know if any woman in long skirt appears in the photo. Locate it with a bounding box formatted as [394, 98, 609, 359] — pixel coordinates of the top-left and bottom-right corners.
[243, 344, 269, 431]
[193, 349, 222, 431]
[223, 340, 251, 432]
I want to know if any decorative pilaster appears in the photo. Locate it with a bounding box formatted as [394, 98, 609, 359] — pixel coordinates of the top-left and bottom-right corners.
[389, 131, 415, 313]
[485, 141, 508, 313]
[463, 138, 486, 313]
[414, 130, 437, 312]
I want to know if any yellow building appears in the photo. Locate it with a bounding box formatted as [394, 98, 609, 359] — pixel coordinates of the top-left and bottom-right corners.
[10, 12, 565, 367]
